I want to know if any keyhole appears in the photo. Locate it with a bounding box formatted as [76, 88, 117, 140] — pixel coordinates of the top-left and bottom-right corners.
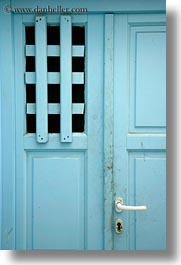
[117, 222, 122, 231]
[116, 219, 123, 233]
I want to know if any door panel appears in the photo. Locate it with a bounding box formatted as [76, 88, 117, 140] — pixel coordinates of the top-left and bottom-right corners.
[30, 153, 84, 250]
[113, 14, 166, 250]
[129, 154, 166, 250]
[130, 25, 166, 130]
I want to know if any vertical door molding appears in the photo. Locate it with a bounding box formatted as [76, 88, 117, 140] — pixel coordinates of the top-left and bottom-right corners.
[87, 15, 104, 250]
[113, 14, 129, 250]
[0, 0, 16, 249]
[14, 15, 27, 250]
[104, 14, 114, 250]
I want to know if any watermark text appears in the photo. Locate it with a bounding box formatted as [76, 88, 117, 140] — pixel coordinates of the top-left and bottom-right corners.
[4, 5, 88, 14]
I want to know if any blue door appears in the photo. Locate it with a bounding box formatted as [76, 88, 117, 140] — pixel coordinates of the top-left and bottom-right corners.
[14, 14, 104, 250]
[104, 13, 166, 250]
[112, 14, 166, 250]
[0, 0, 166, 250]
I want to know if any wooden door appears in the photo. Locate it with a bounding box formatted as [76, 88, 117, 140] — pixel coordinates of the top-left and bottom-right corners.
[0, 0, 166, 251]
[12, 13, 104, 250]
[112, 14, 166, 250]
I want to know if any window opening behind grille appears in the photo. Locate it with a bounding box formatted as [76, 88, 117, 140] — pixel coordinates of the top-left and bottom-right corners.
[25, 24, 85, 134]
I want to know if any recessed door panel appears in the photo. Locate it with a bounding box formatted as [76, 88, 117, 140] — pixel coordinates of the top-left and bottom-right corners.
[129, 25, 166, 133]
[129, 154, 166, 250]
[29, 153, 84, 250]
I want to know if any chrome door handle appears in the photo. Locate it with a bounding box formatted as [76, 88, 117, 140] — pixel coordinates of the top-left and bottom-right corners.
[115, 198, 147, 212]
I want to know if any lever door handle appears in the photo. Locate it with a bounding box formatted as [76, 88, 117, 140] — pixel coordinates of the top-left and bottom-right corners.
[115, 198, 147, 212]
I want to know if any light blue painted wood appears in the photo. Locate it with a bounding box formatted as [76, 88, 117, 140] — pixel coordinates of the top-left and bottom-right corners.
[12, 0, 166, 13]
[35, 16, 48, 143]
[129, 14, 166, 134]
[136, 30, 166, 127]
[26, 103, 84, 115]
[1, 2, 166, 250]
[130, 25, 166, 129]
[26, 45, 84, 57]
[0, 0, 16, 250]
[114, 14, 129, 250]
[23, 14, 88, 24]
[13, 13, 86, 250]
[113, 13, 166, 250]
[9, 10, 104, 250]
[60, 16, 72, 142]
[30, 153, 85, 249]
[135, 156, 166, 250]
[25, 72, 84, 85]
[86, 15, 104, 250]
[128, 13, 166, 24]
[104, 14, 114, 250]
[128, 153, 166, 250]
[72, 73, 84, 84]
[127, 134, 166, 150]
[24, 134, 88, 150]
[13, 15, 27, 250]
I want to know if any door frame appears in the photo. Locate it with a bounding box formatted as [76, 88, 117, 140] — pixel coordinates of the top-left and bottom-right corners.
[0, 0, 16, 250]
[0, 0, 166, 250]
